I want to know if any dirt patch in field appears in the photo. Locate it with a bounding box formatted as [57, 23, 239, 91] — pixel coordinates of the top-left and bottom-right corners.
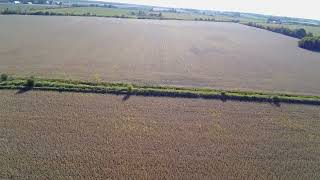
[1, 16, 320, 95]
[0, 90, 319, 179]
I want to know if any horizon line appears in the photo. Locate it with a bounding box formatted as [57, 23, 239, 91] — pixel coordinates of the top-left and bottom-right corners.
[94, 0, 320, 21]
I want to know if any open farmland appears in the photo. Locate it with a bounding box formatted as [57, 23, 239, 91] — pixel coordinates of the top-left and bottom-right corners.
[25, 6, 215, 20]
[0, 4, 56, 12]
[34, 7, 139, 18]
[1, 16, 320, 95]
[0, 90, 320, 179]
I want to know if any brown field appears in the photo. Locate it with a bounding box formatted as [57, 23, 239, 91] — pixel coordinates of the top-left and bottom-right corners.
[0, 90, 320, 179]
[1, 16, 320, 95]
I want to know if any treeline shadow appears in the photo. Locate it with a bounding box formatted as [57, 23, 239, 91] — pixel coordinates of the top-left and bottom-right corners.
[12, 86, 320, 107]
[15, 86, 33, 95]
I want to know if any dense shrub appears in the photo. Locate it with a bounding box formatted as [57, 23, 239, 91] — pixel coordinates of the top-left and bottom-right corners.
[30, 11, 45, 15]
[1, 73, 8, 81]
[298, 36, 320, 51]
[127, 84, 133, 93]
[272, 96, 280, 103]
[26, 77, 35, 87]
[220, 91, 227, 102]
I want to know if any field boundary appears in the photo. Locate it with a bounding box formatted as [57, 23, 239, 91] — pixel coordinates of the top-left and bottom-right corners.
[1, 76, 320, 105]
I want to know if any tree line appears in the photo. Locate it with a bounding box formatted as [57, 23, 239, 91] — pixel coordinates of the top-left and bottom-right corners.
[298, 36, 320, 52]
[0, 8, 61, 15]
[244, 22, 320, 51]
[1, 8, 70, 16]
[244, 22, 309, 39]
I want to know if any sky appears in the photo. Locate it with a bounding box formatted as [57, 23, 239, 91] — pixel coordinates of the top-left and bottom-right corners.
[104, 0, 320, 20]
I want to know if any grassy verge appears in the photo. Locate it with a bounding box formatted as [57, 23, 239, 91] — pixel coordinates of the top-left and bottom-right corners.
[1, 76, 320, 105]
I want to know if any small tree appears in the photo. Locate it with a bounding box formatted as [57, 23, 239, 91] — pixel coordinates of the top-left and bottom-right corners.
[220, 91, 227, 102]
[26, 76, 35, 87]
[272, 96, 280, 106]
[94, 74, 101, 83]
[294, 28, 307, 39]
[127, 84, 133, 93]
[1, 73, 8, 81]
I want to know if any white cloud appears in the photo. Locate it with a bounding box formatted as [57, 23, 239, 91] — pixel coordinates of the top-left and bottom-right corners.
[103, 0, 320, 20]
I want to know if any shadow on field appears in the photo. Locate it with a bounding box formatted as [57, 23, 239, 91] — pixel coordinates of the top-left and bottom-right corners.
[273, 101, 281, 107]
[7, 85, 296, 108]
[15, 87, 33, 95]
[117, 91, 284, 107]
[219, 96, 281, 107]
[122, 93, 131, 101]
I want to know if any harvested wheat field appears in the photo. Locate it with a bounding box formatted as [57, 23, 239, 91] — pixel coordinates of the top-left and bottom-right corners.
[0, 90, 319, 179]
[1, 16, 320, 95]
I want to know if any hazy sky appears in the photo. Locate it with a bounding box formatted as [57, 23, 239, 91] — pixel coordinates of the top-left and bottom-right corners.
[105, 0, 320, 20]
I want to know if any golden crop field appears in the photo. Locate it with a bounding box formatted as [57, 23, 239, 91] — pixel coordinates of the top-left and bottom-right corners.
[0, 90, 319, 179]
[1, 16, 320, 95]
[1, 14, 320, 179]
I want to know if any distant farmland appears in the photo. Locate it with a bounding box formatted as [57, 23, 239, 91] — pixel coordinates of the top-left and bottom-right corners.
[1, 16, 320, 95]
[0, 91, 319, 179]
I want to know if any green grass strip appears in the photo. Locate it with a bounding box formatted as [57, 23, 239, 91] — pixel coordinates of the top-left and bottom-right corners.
[1, 77, 320, 105]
